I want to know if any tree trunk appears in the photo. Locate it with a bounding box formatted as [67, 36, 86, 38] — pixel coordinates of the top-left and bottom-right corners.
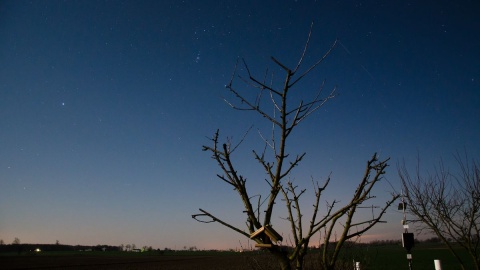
[270, 247, 291, 270]
[327, 265, 335, 270]
[473, 257, 480, 270]
[279, 259, 291, 270]
[295, 253, 305, 270]
[319, 259, 335, 270]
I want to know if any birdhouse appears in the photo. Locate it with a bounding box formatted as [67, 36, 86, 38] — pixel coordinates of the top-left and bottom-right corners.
[250, 225, 283, 248]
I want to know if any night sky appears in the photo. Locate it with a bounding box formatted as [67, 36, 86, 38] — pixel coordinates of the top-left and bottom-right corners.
[1, 1, 479, 250]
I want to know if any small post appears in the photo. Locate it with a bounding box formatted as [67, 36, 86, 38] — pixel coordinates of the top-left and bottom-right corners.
[434, 260, 442, 270]
[354, 261, 360, 270]
[406, 253, 413, 270]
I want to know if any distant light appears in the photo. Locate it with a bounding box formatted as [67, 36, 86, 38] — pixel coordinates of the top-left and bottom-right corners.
[62, 102, 65, 106]
[35, 248, 41, 252]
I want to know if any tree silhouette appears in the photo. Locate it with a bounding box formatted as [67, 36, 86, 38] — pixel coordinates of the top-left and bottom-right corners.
[12, 237, 20, 245]
[399, 152, 480, 270]
[193, 23, 398, 270]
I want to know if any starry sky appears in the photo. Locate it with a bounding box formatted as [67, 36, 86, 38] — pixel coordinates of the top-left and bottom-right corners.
[1, 0, 479, 250]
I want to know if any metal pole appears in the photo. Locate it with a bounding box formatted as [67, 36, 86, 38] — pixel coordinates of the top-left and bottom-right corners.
[401, 192, 413, 270]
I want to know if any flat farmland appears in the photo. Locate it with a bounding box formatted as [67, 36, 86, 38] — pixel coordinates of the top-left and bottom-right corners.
[1, 253, 250, 270]
[1, 244, 475, 270]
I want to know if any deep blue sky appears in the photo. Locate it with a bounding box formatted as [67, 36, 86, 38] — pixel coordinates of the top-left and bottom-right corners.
[1, 0, 479, 249]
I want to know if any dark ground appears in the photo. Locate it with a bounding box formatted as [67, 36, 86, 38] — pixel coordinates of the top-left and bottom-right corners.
[0, 254, 252, 270]
[2, 244, 474, 270]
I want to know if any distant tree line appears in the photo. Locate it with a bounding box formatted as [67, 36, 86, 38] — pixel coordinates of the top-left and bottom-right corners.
[367, 237, 442, 246]
[0, 243, 122, 253]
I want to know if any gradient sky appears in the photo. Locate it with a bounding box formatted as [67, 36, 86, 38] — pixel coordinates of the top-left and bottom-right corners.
[1, 0, 479, 250]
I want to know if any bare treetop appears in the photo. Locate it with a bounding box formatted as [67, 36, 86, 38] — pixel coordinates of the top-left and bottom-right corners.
[194, 24, 398, 270]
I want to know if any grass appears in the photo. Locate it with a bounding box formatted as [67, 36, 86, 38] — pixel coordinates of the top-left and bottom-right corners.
[0, 243, 475, 269]
[351, 243, 475, 270]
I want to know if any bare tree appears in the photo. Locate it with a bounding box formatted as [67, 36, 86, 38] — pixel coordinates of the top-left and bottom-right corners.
[12, 237, 20, 245]
[193, 23, 398, 270]
[399, 152, 480, 270]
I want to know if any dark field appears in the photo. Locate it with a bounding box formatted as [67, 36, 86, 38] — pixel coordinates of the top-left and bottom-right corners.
[1, 253, 248, 270]
[0, 244, 475, 270]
